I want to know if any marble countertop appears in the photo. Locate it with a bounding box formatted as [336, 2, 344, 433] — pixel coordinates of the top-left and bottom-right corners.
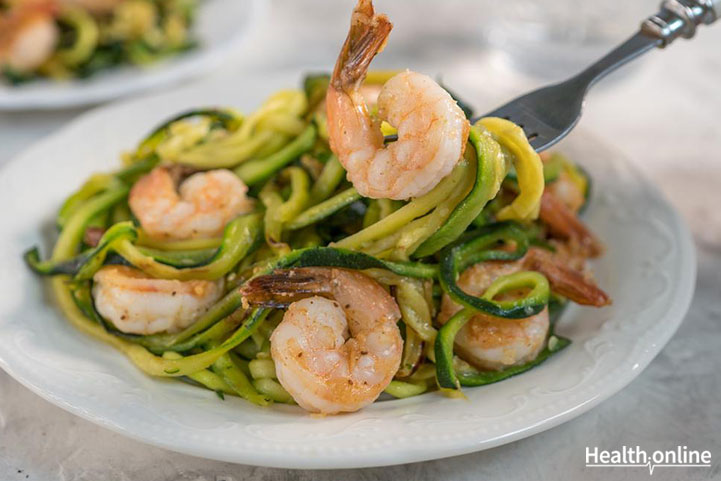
[1, 1, 720, 479]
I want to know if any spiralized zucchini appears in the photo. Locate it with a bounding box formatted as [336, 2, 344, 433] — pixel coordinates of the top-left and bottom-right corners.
[24, 71, 604, 409]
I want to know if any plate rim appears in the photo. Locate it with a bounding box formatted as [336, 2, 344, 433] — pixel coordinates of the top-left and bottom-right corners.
[0, 73, 697, 468]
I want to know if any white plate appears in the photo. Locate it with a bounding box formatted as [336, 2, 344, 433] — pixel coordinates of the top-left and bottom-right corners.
[0, 0, 266, 110]
[0, 71, 695, 469]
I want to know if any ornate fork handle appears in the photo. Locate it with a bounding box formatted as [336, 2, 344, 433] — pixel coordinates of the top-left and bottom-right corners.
[573, 0, 719, 93]
[420, 0, 721, 152]
[643, 0, 720, 45]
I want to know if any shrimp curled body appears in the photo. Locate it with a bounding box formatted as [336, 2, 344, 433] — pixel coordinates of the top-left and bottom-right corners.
[242, 267, 402, 414]
[326, 0, 469, 200]
[439, 247, 610, 371]
[129, 166, 254, 240]
[440, 260, 550, 371]
[92, 265, 224, 335]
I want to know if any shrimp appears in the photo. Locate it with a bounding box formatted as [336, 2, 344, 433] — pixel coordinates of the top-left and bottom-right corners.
[523, 246, 611, 307]
[326, 0, 470, 200]
[439, 260, 550, 371]
[0, 1, 58, 73]
[241, 267, 402, 414]
[547, 170, 586, 213]
[92, 265, 224, 335]
[129, 166, 255, 241]
[439, 247, 610, 370]
[539, 168, 602, 257]
[539, 188, 602, 257]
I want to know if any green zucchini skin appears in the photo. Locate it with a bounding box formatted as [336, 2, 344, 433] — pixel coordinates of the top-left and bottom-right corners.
[303, 73, 331, 110]
[211, 351, 271, 406]
[457, 335, 571, 387]
[25, 247, 90, 276]
[74, 222, 137, 280]
[136, 246, 218, 268]
[134, 109, 239, 161]
[506, 154, 563, 185]
[438, 223, 549, 319]
[286, 188, 361, 231]
[415, 124, 505, 257]
[115, 157, 159, 184]
[577, 164, 593, 216]
[434, 309, 474, 390]
[56, 174, 122, 230]
[68, 281, 141, 341]
[25, 186, 130, 276]
[25, 213, 262, 282]
[138, 290, 247, 353]
[266, 246, 438, 279]
[434, 306, 571, 390]
[235, 125, 317, 186]
[384, 379, 428, 398]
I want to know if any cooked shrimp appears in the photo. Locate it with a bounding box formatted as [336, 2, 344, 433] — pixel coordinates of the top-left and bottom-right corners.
[439, 260, 550, 371]
[242, 267, 402, 414]
[129, 166, 255, 241]
[538, 160, 602, 256]
[523, 246, 611, 307]
[0, 1, 58, 73]
[547, 171, 585, 213]
[539, 188, 602, 257]
[326, 0, 469, 200]
[439, 247, 610, 370]
[92, 265, 224, 335]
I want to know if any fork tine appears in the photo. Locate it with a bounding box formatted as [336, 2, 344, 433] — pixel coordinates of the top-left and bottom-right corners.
[478, 104, 565, 152]
[476, 82, 583, 152]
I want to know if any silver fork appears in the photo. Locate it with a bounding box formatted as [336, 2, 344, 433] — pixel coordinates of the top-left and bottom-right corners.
[476, 0, 720, 152]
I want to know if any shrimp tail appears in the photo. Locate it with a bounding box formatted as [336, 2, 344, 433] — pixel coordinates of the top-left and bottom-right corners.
[331, 0, 392, 92]
[241, 268, 333, 308]
[524, 248, 611, 307]
[539, 191, 603, 257]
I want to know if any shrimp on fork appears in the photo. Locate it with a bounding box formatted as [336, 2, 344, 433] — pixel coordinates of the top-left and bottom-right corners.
[326, 0, 470, 200]
[242, 267, 402, 414]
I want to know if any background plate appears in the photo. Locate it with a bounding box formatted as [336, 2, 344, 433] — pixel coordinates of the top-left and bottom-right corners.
[0, 71, 695, 469]
[0, 0, 266, 110]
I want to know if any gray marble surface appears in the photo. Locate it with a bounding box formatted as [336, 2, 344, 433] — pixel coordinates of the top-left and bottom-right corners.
[1, 1, 720, 479]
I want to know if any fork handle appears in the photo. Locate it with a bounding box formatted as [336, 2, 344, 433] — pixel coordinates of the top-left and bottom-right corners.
[642, 0, 720, 46]
[574, 0, 719, 91]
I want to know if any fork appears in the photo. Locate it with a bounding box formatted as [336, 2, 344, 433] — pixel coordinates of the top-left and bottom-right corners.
[475, 0, 720, 152]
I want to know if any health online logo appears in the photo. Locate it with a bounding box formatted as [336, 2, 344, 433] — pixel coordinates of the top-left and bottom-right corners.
[585, 446, 712, 475]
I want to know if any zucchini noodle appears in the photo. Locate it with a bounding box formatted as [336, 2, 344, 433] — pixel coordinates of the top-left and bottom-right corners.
[479, 117, 544, 222]
[24, 70, 608, 411]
